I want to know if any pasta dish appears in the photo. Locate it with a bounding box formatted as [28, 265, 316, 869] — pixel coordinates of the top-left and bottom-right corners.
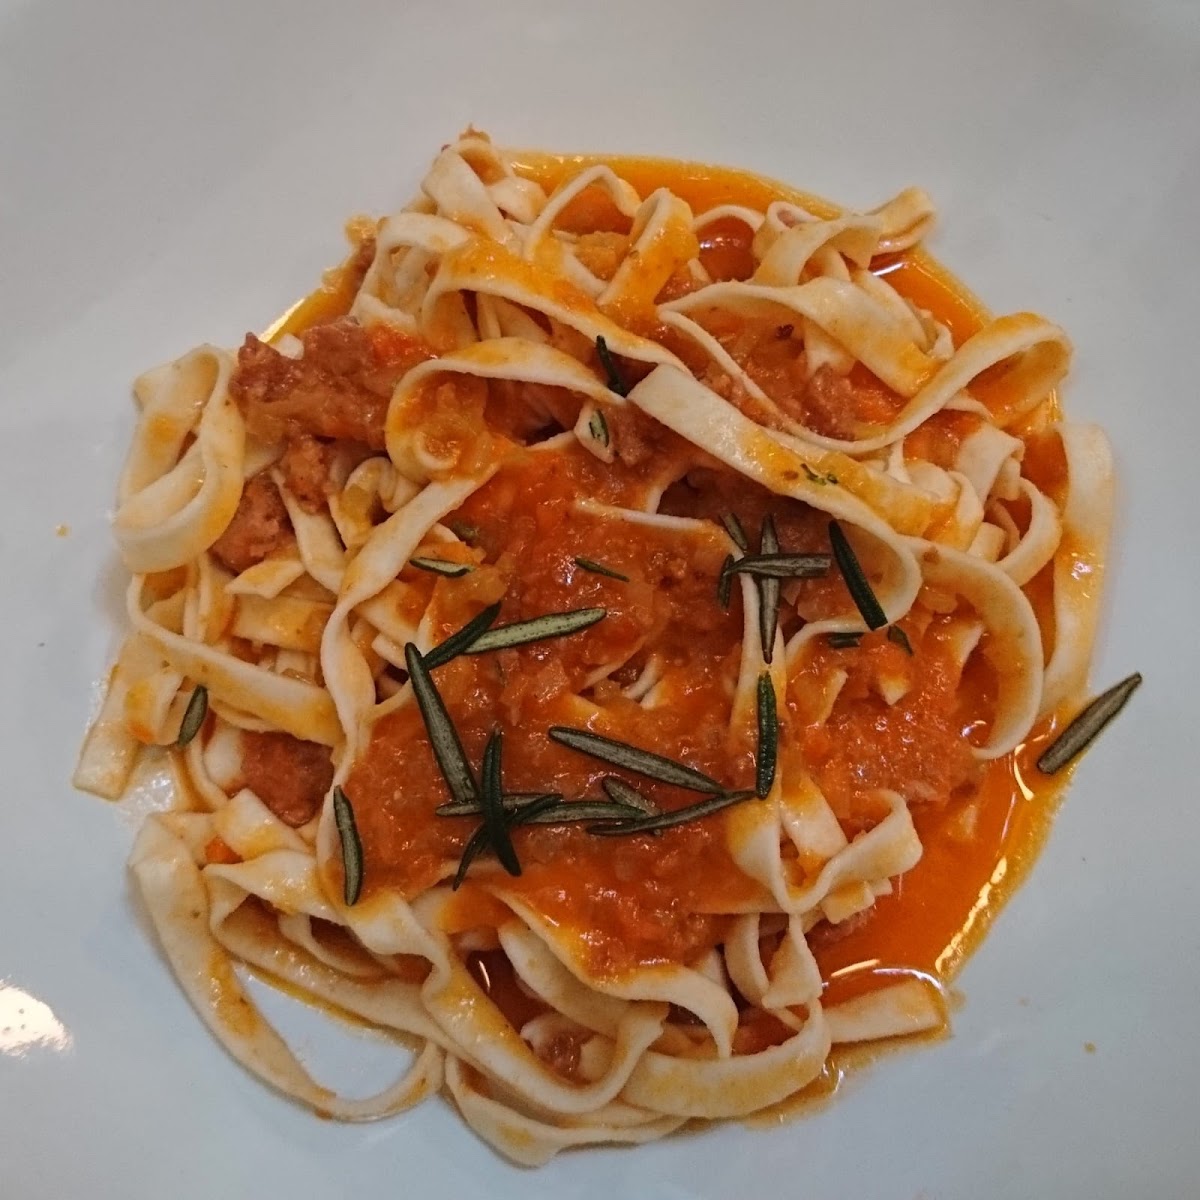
[76, 131, 1127, 1163]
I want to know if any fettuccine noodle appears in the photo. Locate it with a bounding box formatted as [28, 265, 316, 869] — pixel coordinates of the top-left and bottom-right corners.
[77, 131, 1114, 1164]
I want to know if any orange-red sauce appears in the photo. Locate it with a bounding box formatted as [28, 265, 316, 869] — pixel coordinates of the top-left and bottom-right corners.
[345, 441, 765, 971]
[277, 153, 1077, 1032]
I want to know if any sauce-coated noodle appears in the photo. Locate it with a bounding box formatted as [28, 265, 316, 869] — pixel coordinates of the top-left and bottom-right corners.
[77, 131, 1115, 1164]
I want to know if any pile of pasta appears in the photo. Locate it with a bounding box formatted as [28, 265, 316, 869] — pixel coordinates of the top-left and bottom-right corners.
[77, 131, 1112, 1163]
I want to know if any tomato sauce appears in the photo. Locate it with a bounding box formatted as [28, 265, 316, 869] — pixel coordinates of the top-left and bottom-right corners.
[344, 439, 763, 971]
[282, 153, 1076, 1023]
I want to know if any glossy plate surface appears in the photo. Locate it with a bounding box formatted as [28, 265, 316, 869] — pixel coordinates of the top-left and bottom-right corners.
[1, 2, 1196, 1196]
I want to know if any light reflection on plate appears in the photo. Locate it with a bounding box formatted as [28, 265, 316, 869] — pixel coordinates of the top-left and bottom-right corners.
[0, 983, 72, 1058]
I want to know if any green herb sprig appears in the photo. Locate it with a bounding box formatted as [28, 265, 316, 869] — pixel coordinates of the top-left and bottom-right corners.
[574, 557, 630, 582]
[600, 777, 660, 815]
[410, 557, 474, 578]
[479, 729, 520, 876]
[721, 512, 749, 551]
[595, 336, 629, 397]
[588, 409, 610, 447]
[332, 785, 364, 906]
[175, 685, 208, 748]
[756, 673, 778, 798]
[405, 643, 478, 806]
[1036, 673, 1142, 775]
[718, 553, 736, 609]
[547, 726, 725, 793]
[802, 463, 839, 487]
[725, 552, 832, 580]
[469, 609, 606, 655]
[423, 602, 502, 670]
[424, 606, 606, 671]
[587, 790, 757, 837]
[827, 631, 864, 649]
[436, 791, 563, 818]
[452, 794, 562, 890]
[758, 515, 782, 664]
[828, 519, 887, 630]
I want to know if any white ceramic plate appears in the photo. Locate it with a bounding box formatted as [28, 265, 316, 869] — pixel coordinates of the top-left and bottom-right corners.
[3, 1, 1197, 1196]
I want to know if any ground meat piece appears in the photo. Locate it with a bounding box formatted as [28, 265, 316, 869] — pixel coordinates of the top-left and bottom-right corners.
[573, 231, 628, 282]
[692, 310, 904, 440]
[210, 474, 292, 574]
[538, 1031, 584, 1080]
[279, 433, 334, 513]
[655, 262, 704, 303]
[231, 319, 401, 449]
[239, 730, 334, 827]
[608, 406, 676, 469]
[797, 364, 877, 440]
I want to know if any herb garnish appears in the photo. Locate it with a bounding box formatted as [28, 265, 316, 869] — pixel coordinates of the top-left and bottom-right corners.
[450, 791, 656, 888]
[887, 625, 914, 656]
[444, 792, 639, 828]
[595, 335, 629, 397]
[717, 553, 735, 609]
[587, 790, 757, 837]
[574, 556, 630, 582]
[451, 795, 562, 890]
[332, 785, 363, 906]
[600, 776, 661, 815]
[828, 519, 888, 631]
[718, 513, 834, 655]
[758, 515, 781, 664]
[410, 557, 474, 578]
[422, 602, 503, 670]
[404, 643, 478, 806]
[467, 608, 606, 655]
[479, 729, 520, 875]
[588, 409, 610, 447]
[802, 463, 838, 486]
[725, 552, 832, 580]
[755, 673, 778, 798]
[423, 605, 605, 670]
[721, 512, 749, 551]
[1036, 673, 1143, 775]
[175, 685, 208, 748]
[436, 791, 563, 818]
[548, 726, 725, 794]
[447, 681, 784, 856]
[827, 631, 865, 649]
[451, 824, 494, 890]
[513, 799, 645, 825]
